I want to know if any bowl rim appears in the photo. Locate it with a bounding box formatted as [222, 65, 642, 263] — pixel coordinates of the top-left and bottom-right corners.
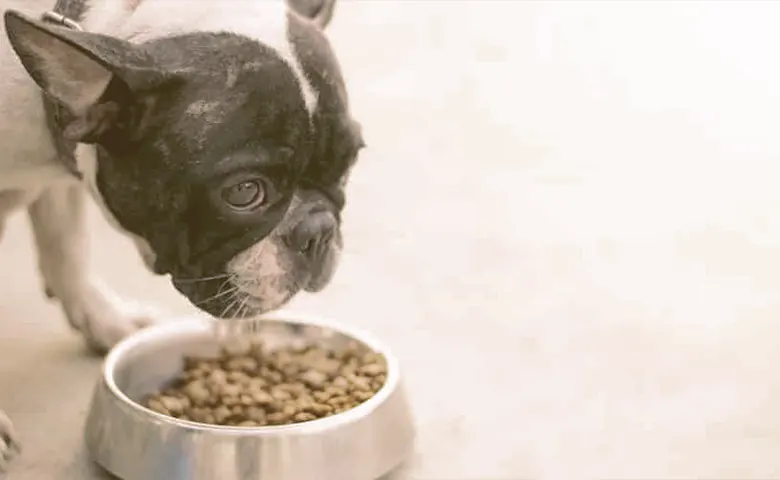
[101, 310, 401, 435]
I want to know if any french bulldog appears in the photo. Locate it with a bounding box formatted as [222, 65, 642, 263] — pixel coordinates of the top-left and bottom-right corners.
[0, 0, 363, 470]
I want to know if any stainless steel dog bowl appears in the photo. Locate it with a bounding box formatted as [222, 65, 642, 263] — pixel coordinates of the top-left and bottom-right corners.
[83, 312, 416, 480]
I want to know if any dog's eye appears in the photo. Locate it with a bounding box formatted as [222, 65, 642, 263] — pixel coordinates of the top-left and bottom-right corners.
[222, 180, 265, 210]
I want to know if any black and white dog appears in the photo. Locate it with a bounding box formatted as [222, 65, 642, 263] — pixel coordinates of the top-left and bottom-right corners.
[0, 0, 363, 468]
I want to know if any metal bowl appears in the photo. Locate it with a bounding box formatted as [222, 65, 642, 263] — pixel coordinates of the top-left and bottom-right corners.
[83, 312, 416, 480]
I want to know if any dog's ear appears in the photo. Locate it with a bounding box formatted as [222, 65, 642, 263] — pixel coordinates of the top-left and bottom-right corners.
[3, 10, 176, 143]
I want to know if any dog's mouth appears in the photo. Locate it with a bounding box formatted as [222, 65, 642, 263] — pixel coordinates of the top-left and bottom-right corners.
[171, 237, 340, 319]
[172, 272, 305, 319]
[169, 190, 344, 319]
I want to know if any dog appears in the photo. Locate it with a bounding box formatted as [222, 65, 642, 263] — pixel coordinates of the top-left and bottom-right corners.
[0, 0, 364, 470]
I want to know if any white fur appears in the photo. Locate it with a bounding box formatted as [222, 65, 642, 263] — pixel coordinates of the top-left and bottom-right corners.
[0, 1, 326, 465]
[227, 238, 291, 313]
[82, 0, 319, 114]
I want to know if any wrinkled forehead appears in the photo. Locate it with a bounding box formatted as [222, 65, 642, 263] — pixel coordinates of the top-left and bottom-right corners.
[142, 33, 312, 156]
[144, 31, 308, 103]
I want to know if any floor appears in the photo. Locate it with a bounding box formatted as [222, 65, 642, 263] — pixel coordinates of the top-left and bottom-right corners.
[4, 1, 780, 479]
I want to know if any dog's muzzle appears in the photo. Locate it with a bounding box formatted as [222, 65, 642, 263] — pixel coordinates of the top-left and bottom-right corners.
[285, 207, 337, 263]
[171, 190, 343, 318]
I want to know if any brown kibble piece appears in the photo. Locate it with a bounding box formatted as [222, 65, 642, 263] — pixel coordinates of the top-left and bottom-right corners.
[359, 363, 386, 376]
[147, 398, 169, 415]
[300, 369, 327, 389]
[353, 391, 374, 402]
[349, 376, 372, 392]
[293, 412, 316, 423]
[247, 406, 267, 423]
[156, 396, 182, 415]
[371, 380, 385, 391]
[221, 383, 242, 397]
[227, 371, 250, 385]
[270, 388, 292, 402]
[207, 369, 228, 386]
[143, 338, 386, 427]
[332, 376, 349, 389]
[313, 391, 332, 403]
[282, 404, 298, 418]
[267, 412, 288, 425]
[214, 405, 231, 424]
[251, 390, 274, 405]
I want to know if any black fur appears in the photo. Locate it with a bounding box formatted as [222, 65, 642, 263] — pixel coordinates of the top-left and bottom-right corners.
[5, 9, 363, 317]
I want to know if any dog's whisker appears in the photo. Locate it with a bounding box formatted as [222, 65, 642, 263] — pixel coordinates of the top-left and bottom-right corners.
[176, 273, 233, 284]
[219, 293, 241, 320]
[195, 285, 239, 307]
[235, 294, 252, 319]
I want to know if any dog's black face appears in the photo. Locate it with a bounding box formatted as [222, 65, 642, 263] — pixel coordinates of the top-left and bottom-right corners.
[4, 9, 363, 317]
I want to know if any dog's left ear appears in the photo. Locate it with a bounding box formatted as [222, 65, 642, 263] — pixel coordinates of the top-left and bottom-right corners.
[4, 10, 176, 143]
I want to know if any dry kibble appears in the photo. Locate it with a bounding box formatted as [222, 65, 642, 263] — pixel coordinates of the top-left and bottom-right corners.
[359, 363, 386, 376]
[300, 370, 327, 389]
[332, 376, 349, 389]
[147, 398, 169, 415]
[325, 386, 346, 398]
[313, 391, 332, 403]
[293, 412, 316, 423]
[270, 388, 292, 402]
[159, 396, 185, 415]
[282, 404, 298, 418]
[264, 370, 283, 384]
[227, 371, 250, 385]
[353, 391, 374, 402]
[207, 369, 228, 386]
[143, 338, 387, 427]
[222, 383, 242, 397]
[267, 412, 288, 425]
[349, 376, 372, 392]
[251, 390, 274, 405]
[213, 405, 232, 424]
[327, 395, 349, 406]
[247, 407, 267, 423]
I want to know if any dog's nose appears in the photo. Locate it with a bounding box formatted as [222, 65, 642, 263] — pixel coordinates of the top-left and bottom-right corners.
[286, 211, 336, 257]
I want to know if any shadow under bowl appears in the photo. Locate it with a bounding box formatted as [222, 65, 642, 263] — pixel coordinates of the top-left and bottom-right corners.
[83, 312, 416, 480]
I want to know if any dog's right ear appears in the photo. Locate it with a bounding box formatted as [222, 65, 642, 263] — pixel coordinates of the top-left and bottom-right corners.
[3, 10, 177, 143]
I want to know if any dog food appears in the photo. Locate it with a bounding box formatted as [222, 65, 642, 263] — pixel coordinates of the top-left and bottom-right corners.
[143, 339, 388, 427]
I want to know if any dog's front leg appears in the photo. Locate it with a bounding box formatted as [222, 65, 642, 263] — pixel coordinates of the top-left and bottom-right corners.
[28, 183, 159, 354]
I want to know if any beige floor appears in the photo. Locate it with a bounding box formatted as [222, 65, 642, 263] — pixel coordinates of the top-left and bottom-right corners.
[5, 1, 780, 479]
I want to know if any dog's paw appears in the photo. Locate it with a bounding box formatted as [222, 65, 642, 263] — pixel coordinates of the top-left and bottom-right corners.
[59, 281, 163, 354]
[0, 410, 20, 473]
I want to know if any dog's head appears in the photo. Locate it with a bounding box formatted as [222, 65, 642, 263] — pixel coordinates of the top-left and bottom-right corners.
[3, 4, 364, 318]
